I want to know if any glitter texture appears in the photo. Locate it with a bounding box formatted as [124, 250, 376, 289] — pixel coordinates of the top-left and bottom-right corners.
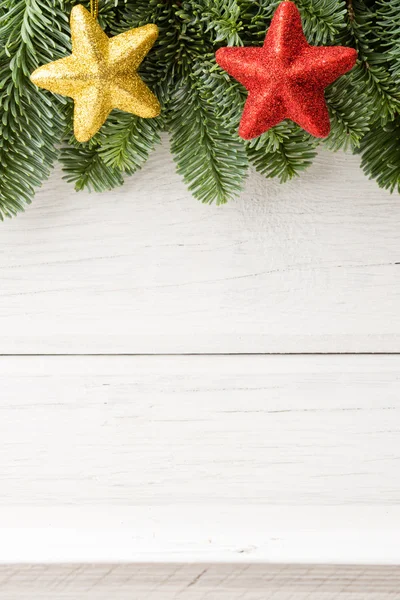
[30, 4, 160, 142]
[215, 1, 357, 139]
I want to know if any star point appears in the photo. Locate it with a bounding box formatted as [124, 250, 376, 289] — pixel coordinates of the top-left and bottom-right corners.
[30, 4, 160, 142]
[216, 1, 357, 139]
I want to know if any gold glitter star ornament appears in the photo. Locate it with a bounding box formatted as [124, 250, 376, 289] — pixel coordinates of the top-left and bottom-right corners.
[30, 4, 161, 142]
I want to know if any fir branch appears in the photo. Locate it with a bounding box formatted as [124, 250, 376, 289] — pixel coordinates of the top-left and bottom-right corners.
[237, 0, 280, 44]
[196, 57, 245, 131]
[343, 0, 400, 125]
[60, 142, 124, 192]
[180, 0, 244, 46]
[246, 122, 318, 182]
[120, 1, 249, 203]
[296, 0, 348, 45]
[98, 111, 163, 175]
[324, 65, 372, 151]
[117, 0, 190, 81]
[376, 0, 400, 82]
[3, 0, 400, 216]
[0, 0, 70, 219]
[357, 62, 400, 125]
[358, 120, 400, 193]
[168, 75, 248, 204]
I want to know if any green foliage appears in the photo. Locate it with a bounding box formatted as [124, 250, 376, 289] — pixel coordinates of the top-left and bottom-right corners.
[359, 120, 400, 193]
[60, 141, 124, 192]
[376, 0, 400, 81]
[181, 0, 244, 46]
[296, 0, 348, 45]
[344, 0, 400, 124]
[246, 123, 318, 182]
[0, 0, 70, 219]
[324, 66, 372, 151]
[237, 0, 281, 44]
[2, 0, 400, 218]
[169, 76, 248, 204]
[117, 1, 249, 203]
[99, 112, 163, 176]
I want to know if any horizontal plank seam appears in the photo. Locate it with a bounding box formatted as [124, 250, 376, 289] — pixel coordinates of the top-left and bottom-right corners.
[1, 352, 400, 357]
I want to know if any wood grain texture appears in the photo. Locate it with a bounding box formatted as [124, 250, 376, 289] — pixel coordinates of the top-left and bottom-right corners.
[1, 143, 399, 354]
[2, 145, 400, 574]
[0, 564, 399, 599]
[1, 506, 399, 563]
[1, 355, 399, 507]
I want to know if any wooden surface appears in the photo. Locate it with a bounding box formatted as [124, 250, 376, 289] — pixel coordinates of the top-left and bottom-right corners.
[1, 505, 399, 564]
[1, 355, 399, 507]
[1, 143, 399, 353]
[1, 144, 400, 586]
[1, 564, 399, 599]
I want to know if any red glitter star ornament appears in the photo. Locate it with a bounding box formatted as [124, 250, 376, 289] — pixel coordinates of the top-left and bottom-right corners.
[215, 1, 357, 139]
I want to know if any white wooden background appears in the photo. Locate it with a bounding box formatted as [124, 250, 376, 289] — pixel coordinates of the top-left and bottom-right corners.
[1, 141, 400, 597]
[2, 141, 400, 354]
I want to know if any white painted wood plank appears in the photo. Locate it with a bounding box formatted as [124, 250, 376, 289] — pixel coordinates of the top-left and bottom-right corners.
[1, 563, 400, 600]
[1, 506, 400, 564]
[1, 355, 399, 506]
[1, 143, 399, 353]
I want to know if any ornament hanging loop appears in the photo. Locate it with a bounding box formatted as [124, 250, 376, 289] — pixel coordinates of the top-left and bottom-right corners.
[90, 0, 99, 19]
